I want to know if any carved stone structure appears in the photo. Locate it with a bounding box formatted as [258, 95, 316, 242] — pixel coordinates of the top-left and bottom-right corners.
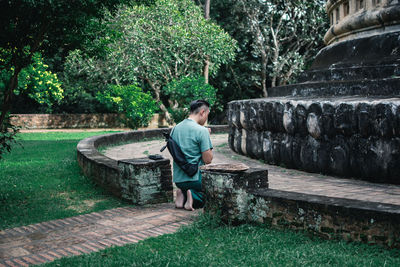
[228, 0, 400, 183]
[325, 0, 400, 45]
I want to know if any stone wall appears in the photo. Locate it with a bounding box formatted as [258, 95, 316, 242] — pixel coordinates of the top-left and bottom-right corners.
[77, 126, 229, 204]
[228, 98, 400, 183]
[202, 168, 400, 248]
[10, 113, 168, 129]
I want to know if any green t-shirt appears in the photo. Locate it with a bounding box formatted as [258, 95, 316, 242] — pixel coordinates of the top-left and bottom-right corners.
[171, 119, 213, 183]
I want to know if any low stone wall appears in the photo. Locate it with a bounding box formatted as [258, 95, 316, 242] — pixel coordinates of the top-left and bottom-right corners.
[77, 125, 229, 204]
[10, 113, 168, 129]
[202, 168, 400, 248]
[228, 97, 400, 183]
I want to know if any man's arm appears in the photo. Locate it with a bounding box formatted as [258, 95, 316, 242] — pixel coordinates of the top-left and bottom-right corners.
[202, 149, 213, 164]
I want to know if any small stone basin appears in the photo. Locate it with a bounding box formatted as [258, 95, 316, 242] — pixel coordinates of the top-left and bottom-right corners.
[199, 163, 249, 173]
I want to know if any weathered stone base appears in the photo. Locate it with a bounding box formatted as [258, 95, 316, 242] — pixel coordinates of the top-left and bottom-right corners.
[201, 168, 269, 222]
[202, 169, 400, 248]
[118, 158, 172, 205]
[228, 97, 400, 183]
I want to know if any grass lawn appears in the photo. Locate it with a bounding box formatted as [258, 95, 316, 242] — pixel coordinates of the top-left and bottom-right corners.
[44, 215, 400, 267]
[0, 131, 128, 230]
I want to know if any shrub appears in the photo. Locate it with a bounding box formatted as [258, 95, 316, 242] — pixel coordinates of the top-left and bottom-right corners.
[97, 84, 158, 129]
[163, 76, 219, 124]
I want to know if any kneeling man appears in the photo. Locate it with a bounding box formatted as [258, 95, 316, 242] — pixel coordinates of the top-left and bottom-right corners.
[172, 100, 213, 211]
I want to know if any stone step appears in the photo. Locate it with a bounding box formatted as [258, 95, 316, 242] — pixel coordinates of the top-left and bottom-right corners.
[268, 77, 400, 97]
[297, 60, 400, 83]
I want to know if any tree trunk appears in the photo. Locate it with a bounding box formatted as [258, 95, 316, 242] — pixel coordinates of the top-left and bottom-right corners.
[203, 0, 210, 84]
[261, 49, 268, 97]
[204, 0, 210, 19]
[147, 80, 173, 123]
[0, 67, 21, 131]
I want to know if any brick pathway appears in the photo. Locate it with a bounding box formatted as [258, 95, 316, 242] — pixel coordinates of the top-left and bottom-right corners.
[0, 203, 198, 267]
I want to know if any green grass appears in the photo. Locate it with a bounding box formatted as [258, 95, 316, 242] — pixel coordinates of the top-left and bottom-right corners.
[44, 215, 400, 267]
[0, 131, 128, 230]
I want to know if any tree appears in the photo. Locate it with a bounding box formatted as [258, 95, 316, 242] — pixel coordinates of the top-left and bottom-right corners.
[65, 0, 237, 121]
[204, 0, 211, 84]
[0, 0, 151, 158]
[209, 0, 328, 99]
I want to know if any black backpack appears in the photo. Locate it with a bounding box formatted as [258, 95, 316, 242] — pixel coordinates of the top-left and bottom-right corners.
[160, 130, 198, 177]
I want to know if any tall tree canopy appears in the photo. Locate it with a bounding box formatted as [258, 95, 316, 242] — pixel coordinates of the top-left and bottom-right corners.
[64, 0, 237, 121]
[208, 0, 329, 100]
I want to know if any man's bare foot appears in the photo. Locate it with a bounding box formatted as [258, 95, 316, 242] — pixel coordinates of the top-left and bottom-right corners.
[184, 190, 195, 211]
[175, 189, 184, 209]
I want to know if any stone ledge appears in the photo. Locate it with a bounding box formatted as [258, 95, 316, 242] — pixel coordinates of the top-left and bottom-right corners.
[268, 77, 400, 97]
[77, 126, 229, 204]
[252, 189, 400, 215]
[297, 60, 400, 83]
[249, 189, 400, 247]
[202, 168, 400, 247]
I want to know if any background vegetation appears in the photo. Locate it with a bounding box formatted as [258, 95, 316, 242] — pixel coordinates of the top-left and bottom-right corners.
[1, 0, 329, 155]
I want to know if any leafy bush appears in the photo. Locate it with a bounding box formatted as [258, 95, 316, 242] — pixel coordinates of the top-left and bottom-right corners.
[15, 53, 64, 112]
[0, 50, 63, 113]
[97, 84, 158, 129]
[163, 76, 219, 124]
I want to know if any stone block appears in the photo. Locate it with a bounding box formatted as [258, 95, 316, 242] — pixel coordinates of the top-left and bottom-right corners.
[202, 167, 268, 223]
[118, 158, 172, 204]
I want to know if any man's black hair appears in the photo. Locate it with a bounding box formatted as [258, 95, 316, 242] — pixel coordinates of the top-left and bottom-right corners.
[190, 99, 210, 114]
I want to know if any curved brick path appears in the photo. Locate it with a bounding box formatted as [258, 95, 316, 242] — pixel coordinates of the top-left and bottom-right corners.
[0, 203, 198, 266]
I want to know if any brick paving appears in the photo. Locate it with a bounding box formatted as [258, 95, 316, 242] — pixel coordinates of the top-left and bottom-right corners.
[2, 133, 400, 266]
[0, 204, 198, 266]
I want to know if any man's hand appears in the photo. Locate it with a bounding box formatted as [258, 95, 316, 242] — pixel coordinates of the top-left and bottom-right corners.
[202, 149, 213, 164]
[208, 127, 211, 134]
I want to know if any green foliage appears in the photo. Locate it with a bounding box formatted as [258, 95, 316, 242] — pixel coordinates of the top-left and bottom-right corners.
[0, 49, 62, 157]
[163, 76, 218, 124]
[64, 0, 237, 119]
[97, 85, 158, 129]
[207, 0, 329, 100]
[0, 131, 126, 229]
[15, 53, 63, 112]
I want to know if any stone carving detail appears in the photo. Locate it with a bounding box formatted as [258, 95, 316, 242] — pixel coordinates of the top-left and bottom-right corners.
[228, 98, 400, 183]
